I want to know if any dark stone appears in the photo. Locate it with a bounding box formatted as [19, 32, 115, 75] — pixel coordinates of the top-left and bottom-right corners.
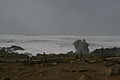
[0, 45, 25, 54]
[66, 51, 74, 55]
[10, 45, 25, 51]
[74, 39, 89, 54]
[90, 47, 120, 57]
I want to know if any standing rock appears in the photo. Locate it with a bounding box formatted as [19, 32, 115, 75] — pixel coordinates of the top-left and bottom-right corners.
[74, 39, 89, 55]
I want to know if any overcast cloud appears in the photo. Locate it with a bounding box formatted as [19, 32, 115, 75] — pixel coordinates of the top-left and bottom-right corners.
[0, 0, 120, 35]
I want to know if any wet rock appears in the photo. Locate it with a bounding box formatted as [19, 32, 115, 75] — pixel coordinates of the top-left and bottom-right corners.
[90, 47, 120, 57]
[66, 51, 75, 58]
[0, 45, 25, 53]
[10, 45, 25, 51]
[66, 51, 74, 55]
[0, 47, 13, 53]
[74, 39, 89, 55]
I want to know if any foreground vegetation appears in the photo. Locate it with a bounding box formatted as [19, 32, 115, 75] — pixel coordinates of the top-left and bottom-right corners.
[0, 45, 120, 80]
[0, 56, 120, 80]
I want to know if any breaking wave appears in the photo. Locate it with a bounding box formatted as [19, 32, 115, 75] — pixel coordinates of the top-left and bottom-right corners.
[0, 35, 120, 55]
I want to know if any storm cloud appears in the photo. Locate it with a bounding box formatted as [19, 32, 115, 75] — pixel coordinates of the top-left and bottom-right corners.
[0, 0, 120, 35]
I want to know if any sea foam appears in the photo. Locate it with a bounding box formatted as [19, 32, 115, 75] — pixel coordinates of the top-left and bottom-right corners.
[0, 35, 120, 55]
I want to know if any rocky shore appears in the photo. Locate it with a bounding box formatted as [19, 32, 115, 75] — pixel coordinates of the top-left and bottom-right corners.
[0, 39, 120, 80]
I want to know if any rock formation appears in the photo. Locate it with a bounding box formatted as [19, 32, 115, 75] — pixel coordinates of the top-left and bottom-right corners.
[74, 39, 89, 55]
[90, 47, 120, 57]
[10, 45, 25, 51]
[0, 45, 25, 53]
[0, 45, 27, 62]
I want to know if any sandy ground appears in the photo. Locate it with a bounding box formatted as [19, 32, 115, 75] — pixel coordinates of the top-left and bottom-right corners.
[0, 59, 120, 80]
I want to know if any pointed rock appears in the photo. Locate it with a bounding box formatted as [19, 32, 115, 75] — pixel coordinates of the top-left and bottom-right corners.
[74, 39, 89, 55]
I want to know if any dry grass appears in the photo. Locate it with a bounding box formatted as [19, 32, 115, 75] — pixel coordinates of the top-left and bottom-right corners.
[0, 58, 119, 80]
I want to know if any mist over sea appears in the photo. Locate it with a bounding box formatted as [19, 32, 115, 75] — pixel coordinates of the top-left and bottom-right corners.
[0, 35, 120, 55]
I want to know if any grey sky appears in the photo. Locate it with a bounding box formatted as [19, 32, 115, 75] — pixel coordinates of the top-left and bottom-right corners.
[0, 0, 120, 35]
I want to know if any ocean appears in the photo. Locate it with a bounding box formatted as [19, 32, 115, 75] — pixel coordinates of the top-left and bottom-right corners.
[0, 35, 120, 55]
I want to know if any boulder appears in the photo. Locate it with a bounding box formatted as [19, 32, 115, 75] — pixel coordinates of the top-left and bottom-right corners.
[0, 45, 25, 53]
[74, 39, 89, 55]
[10, 45, 25, 51]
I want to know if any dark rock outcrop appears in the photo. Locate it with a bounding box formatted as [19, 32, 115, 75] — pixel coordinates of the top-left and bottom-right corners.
[0, 45, 28, 62]
[0, 52, 29, 62]
[66, 51, 74, 55]
[90, 47, 120, 57]
[10, 45, 25, 51]
[74, 39, 89, 54]
[0, 45, 25, 53]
